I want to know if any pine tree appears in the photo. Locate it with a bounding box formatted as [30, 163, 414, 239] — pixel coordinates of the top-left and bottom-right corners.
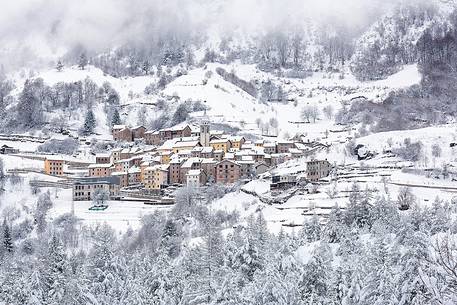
[17, 79, 43, 127]
[2, 218, 13, 253]
[300, 215, 322, 243]
[0, 262, 29, 304]
[430, 197, 450, 234]
[184, 212, 225, 304]
[83, 109, 96, 135]
[78, 53, 88, 70]
[232, 238, 263, 285]
[111, 108, 121, 126]
[137, 106, 147, 126]
[345, 183, 372, 228]
[299, 243, 332, 304]
[324, 204, 346, 243]
[87, 224, 126, 303]
[160, 219, 181, 258]
[39, 234, 69, 304]
[246, 213, 270, 253]
[361, 237, 399, 304]
[56, 60, 64, 72]
[142, 60, 150, 75]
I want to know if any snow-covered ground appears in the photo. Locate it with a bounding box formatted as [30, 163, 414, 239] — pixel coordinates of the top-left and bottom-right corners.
[0, 60, 440, 234]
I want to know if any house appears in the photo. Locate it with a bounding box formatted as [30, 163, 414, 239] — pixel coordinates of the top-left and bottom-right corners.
[157, 139, 177, 153]
[289, 148, 304, 158]
[139, 157, 160, 180]
[128, 166, 142, 185]
[111, 171, 129, 188]
[169, 159, 184, 184]
[216, 160, 241, 184]
[277, 141, 295, 154]
[88, 163, 113, 177]
[44, 157, 64, 176]
[144, 130, 161, 145]
[111, 148, 122, 162]
[132, 126, 146, 140]
[144, 165, 169, 191]
[130, 156, 144, 167]
[191, 125, 201, 137]
[186, 169, 207, 188]
[255, 140, 264, 147]
[172, 140, 201, 154]
[160, 151, 172, 164]
[263, 142, 277, 154]
[120, 148, 132, 160]
[191, 146, 204, 158]
[270, 174, 296, 190]
[180, 158, 203, 183]
[306, 160, 332, 181]
[158, 125, 192, 143]
[210, 130, 224, 139]
[254, 163, 269, 176]
[0, 145, 19, 154]
[252, 151, 266, 163]
[213, 149, 224, 161]
[210, 139, 232, 153]
[95, 153, 111, 164]
[130, 147, 143, 156]
[229, 136, 245, 150]
[224, 152, 235, 160]
[114, 159, 131, 172]
[239, 160, 255, 179]
[271, 153, 292, 166]
[177, 149, 192, 159]
[201, 158, 217, 182]
[201, 146, 214, 159]
[73, 176, 121, 201]
[112, 125, 133, 142]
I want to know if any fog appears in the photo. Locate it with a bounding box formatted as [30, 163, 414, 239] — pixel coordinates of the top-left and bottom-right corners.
[0, 0, 428, 71]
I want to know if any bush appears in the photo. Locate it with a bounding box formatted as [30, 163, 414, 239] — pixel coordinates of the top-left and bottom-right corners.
[172, 103, 189, 125]
[149, 114, 170, 131]
[215, 67, 257, 97]
[38, 138, 79, 155]
[392, 138, 423, 162]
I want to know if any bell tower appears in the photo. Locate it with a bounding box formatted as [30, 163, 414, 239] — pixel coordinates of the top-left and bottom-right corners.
[200, 121, 210, 147]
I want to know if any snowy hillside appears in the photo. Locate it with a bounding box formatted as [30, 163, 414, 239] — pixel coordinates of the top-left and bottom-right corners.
[3, 1, 457, 304]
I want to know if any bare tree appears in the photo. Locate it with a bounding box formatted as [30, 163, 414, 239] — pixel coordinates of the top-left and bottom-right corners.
[269, 118, 278, 136]
[302, 105, 319, 123]
[323, 105, 334, 120]
[397, 187, 415, 210]
[432, 143, 442, 168]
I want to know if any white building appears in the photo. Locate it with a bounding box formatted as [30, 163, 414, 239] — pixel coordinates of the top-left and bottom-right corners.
[186, 169, 203, 188]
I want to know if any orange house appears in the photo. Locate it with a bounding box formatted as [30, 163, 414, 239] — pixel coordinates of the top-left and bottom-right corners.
[44, 157, 64, 176]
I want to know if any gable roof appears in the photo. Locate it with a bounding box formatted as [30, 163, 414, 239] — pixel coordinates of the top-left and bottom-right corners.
[173, 140, 201, 148]
[216, 159, 240, 167]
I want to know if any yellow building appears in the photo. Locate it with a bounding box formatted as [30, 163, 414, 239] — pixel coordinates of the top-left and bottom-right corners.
[44, 157, 64, 176]
[210, 139, 232, 153]
[229, 136, 245, 151]
[140, 161, 150, 182]
[255, 140, 264, 147]
[144, 165, 169, 190]
[160, 151, 172, 164]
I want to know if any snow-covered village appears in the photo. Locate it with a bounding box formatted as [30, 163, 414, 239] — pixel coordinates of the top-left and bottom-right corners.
[2, 0, 457, 304]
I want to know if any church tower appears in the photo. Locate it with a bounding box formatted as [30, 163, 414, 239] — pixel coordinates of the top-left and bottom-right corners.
[200, 121, 210, 147]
